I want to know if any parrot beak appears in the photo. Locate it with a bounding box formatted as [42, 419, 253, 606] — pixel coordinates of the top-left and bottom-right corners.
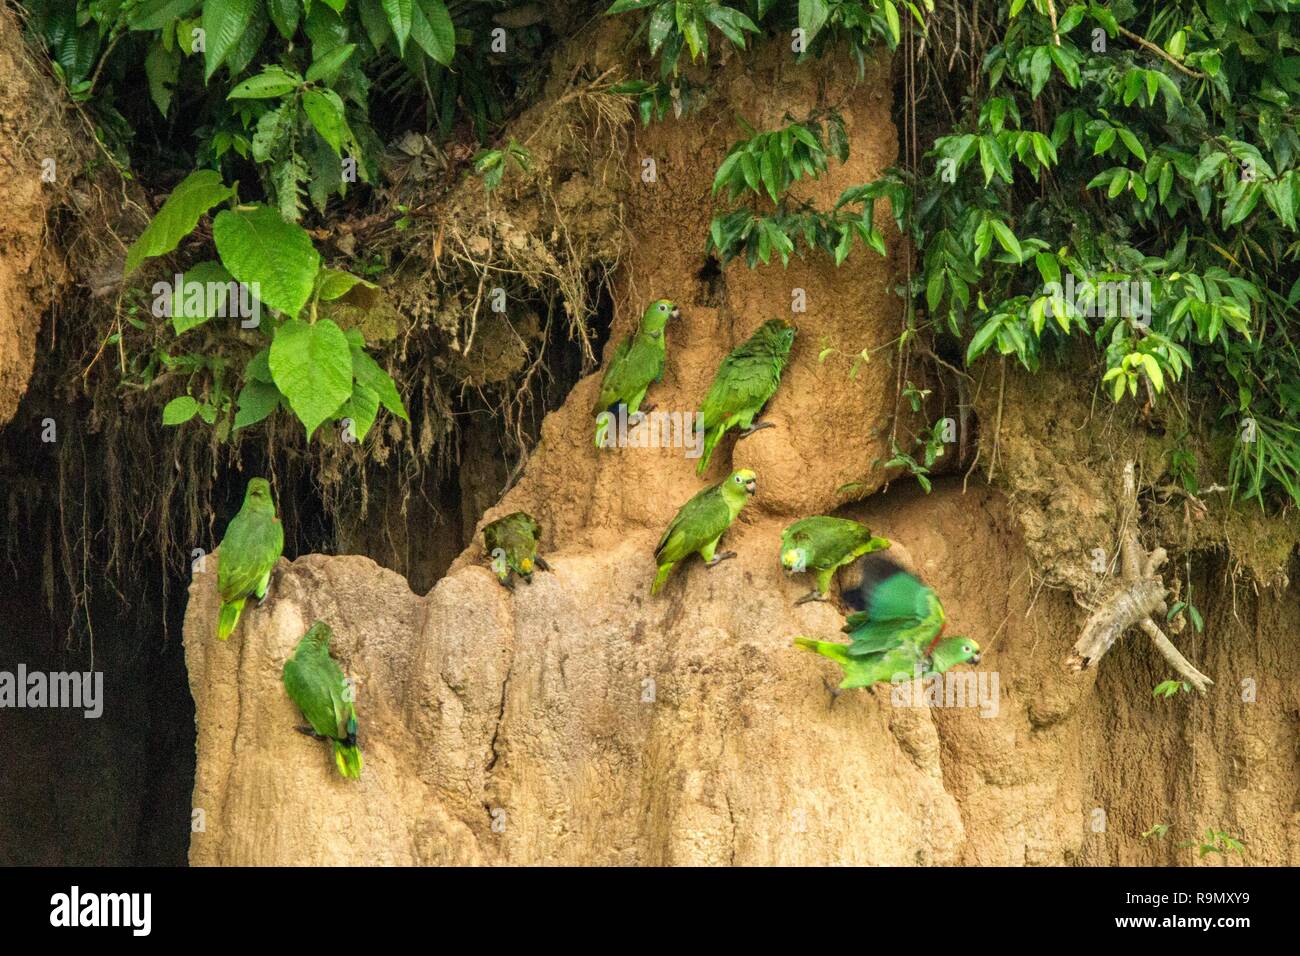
[670, 306, 681, 320]
[744, 479, 756, 495]
[970, 653, 981, 665]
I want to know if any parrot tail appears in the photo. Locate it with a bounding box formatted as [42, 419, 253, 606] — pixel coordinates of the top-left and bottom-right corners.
[695, 427, 722, 477]
[217, 598, 245, 641]
[651, 563, 673, 595]
[793, 636, 849, 665]
[333, 740, 363, 780]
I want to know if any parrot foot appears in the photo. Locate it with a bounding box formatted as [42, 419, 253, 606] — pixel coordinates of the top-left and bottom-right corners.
[737, 421, 775, 439]
[295, 725, 327, 741]
[794, 591, 829, 606]
[822, 677, 843, 709]
[706, 551, 737, 567]
[496, 576, 515, 591]
[534, 556, 551, 572]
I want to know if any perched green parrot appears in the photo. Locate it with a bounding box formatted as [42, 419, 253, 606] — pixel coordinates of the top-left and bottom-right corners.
[695, 319, 796, 475]
[793, 634, 981, 691]
[483, 511, 550, 589]
[593, 298, 680, 447]
[652, 468, 757, 594]
[216, 477, 284, 640]
[282, 621, 362, 780]
[780, 516, 891, 605]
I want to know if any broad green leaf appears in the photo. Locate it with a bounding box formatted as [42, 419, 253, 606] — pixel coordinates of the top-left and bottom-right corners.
[382, 0, 413, 53]
[212, 205, 321, 317]
[306, 43, 357, 84]
[202, 0, 257, 81]
[410, 0, 455, 65]
[170, 260, 237, 335]
[266, 0, 300, 37]
[124, 170, 234, 276]
[269, 318, 355, 439]
[228, 67, 301, 99]
[337, 382, 380, 442]
[162, 395, 200, 425]
[129, 0, 202, 30]
[233, 378, 282, 430]
[317, 268, 376, 301]
[352, 347, 409, 420]
[302, 88, 351, 153]
[799, 0, 830, 43]
[145, 40, 180, 116]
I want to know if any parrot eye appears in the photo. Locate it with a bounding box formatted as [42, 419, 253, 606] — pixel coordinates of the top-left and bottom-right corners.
[963, 644, 972, 654]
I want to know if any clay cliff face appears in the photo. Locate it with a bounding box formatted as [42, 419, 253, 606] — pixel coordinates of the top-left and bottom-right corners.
[183, 38, 1300, 866]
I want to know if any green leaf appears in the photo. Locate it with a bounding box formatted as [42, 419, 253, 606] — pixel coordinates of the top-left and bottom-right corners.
[382, 0, 413, 53]
[145, 40, 180, 116]
[266, 0, 301, 37]
[228, 66, 301, 99]
[966, 320, 1001, 363]
[233, 378, 282, 430]
[162, 395, 200, 425]
[317, 268, 375, 301]
[301, 88, 351, 154]
[798, 0, 830, 43]
[269, 318, 355, 439]
[212, 205, 321, 318]
[352, 347, 409, 421]
[337, 382, 380, 442]
[202, 0, 257, 81]
[124, 170, 234, 276]
[170, 260, 237, 335]
[129, 0, 202, 30]
[410, 0, 455, 65]
[306, 43, 357, 84]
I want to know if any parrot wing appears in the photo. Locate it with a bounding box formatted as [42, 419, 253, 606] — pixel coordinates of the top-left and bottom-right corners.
[698, 346, 783, 430]
[784, 517, 883, 570]
[217, 510, 283, 602]
[593, 336, 634, 413]
[283, 643, 347, 741]
[841, 557, 943, 656]
[656, 484, 731, 564]
[594, 336, 663, 413]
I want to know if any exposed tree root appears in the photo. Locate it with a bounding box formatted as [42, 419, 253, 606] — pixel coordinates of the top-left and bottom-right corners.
[1065, 461, 1214, 694]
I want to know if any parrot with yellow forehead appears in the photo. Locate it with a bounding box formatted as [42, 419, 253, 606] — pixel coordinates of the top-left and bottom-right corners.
[483, 511, 550, 589]
[652, 468, 756, 594]
[695, 319, 796, 475]
[593, 298, 680, 448]
[780, 516, 890, 606]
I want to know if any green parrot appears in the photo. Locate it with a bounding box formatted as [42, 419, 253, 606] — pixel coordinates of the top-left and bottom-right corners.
[593, 298, 680, 448]
[216, 477, 285, 641]
[780, 516, 891, 606]
[793, 634, 981, 691]
[483, 510, 550, 589]
[652, 468, 757, 594]
[835, 556, 956, 661]
[695, 318, 796, 475]
[282, 621, 362, 780]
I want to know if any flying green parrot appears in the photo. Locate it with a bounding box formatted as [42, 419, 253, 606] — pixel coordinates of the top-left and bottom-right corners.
[216, 477, 284, 640]
[836, 556, 961, 661]
[793, 634, 981, 691]
[780, 516, 891, 605]
[652, 468, 756, 594]
[695, 318, 796, 475]
[282, 621, 362, 780]
[483, 510, 550, 589]
[593, 298, 680, 448]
